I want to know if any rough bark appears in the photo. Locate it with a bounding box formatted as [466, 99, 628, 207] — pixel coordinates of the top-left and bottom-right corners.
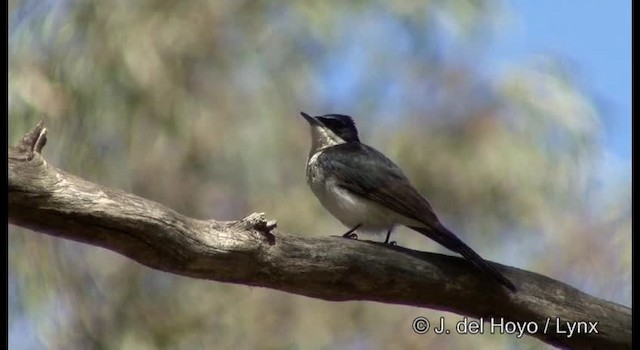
[8, 122, 631, 349]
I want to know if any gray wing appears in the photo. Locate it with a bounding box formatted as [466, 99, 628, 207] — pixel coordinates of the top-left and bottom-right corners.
[317, 143, 439, 227]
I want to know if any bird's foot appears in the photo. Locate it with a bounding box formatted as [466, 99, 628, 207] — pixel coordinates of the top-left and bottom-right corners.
[342, 224, 361, 240]
[342, 232, 358, 240]
[383, 228, 396, 246]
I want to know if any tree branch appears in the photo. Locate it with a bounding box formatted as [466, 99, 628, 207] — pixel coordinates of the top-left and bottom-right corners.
[9, 122, 631, 349]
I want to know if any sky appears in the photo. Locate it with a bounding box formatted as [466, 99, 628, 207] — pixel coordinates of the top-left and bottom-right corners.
[490, 1, 631, 160]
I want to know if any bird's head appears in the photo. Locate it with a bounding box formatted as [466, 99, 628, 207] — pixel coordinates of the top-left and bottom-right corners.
[300, 112, 359, 153]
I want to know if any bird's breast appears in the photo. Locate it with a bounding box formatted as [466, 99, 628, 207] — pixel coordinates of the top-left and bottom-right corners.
[305, 153, 400, 231]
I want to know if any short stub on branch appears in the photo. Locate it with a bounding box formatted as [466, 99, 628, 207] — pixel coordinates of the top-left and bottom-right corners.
[10, 120, 48, 161]
[236, 212, 277, 245]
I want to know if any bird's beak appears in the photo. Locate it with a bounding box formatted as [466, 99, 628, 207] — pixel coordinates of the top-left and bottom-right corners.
[300, 112, 321, 126]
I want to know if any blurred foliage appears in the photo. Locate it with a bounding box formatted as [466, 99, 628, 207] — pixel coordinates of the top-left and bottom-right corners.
[9, 0, 630, 349]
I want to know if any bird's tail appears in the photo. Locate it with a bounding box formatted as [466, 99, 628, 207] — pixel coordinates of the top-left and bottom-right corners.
[410, 224, 516, 292]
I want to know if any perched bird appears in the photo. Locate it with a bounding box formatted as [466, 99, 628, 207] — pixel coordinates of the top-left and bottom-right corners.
[300, 112, 516, 292]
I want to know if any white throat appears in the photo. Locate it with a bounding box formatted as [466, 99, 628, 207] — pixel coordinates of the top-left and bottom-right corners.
[308, 125, 345, 157]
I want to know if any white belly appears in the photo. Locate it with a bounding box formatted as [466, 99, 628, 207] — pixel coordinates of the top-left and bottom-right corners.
[306, 150, 423, 233]
[309, 177, 409, 232]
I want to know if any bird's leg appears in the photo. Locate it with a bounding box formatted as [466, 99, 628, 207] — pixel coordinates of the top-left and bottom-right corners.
[384, 227, 397, 246]
[342, 224, 361, 240]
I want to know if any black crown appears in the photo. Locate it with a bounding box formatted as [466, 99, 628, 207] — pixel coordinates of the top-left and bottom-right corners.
[316, 114, 360, 143]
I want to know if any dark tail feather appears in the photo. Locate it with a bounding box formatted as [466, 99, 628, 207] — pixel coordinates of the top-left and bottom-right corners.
[410, 224, 516, 292]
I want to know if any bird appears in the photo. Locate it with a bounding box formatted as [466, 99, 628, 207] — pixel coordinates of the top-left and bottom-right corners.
[300, 111, 516, 292]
